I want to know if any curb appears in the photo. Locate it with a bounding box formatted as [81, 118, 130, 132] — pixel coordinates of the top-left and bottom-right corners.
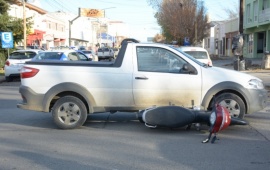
[0, 79, 5, 83]
[0, 75, 5, 83]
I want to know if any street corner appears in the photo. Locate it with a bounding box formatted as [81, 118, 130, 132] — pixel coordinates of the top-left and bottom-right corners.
[0, 69, 5, 83]
[0, 67, 6, 83]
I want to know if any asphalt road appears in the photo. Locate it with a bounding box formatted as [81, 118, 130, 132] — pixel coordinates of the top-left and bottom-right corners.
[0, 80, 270, 170]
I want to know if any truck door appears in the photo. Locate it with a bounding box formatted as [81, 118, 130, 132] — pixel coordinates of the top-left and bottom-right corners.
[132, 46, 202, 108]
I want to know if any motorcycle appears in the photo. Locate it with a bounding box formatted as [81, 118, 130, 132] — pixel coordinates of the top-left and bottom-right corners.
[137, 104, 247, 144]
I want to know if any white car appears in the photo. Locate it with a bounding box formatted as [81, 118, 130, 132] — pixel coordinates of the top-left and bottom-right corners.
[97, 47, 115, 61]
[4, 49, 43, 81]
[81, 50, 98, 61]
[176, 46, 213, 66]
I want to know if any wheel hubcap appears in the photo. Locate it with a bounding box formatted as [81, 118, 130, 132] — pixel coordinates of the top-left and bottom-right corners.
[219, 99, 240, 118]
[58, 102, 81, 125]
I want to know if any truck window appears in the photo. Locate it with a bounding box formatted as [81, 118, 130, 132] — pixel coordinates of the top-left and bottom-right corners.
[136, 47, 187, 73]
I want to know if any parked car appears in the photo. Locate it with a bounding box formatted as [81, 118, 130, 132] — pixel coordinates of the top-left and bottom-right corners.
[97, 47, 114, 61]
[32, 50, 91, 61]
[4, 49, 42, 82]
[80, 50, 98, 61]
[16, 45, 44, 50]
[78, 46, 86, 50]
[176, 46, 213, 66]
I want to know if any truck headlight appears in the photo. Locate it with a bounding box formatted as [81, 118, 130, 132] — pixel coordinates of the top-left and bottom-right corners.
[246, 79, 264, 89]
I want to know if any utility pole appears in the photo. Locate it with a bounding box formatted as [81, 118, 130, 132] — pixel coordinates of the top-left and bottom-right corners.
[22, 0, 26, 49]
[239, 0, 244, 33]
[194, 0, 198, 45]
[195, 20, 197, 45]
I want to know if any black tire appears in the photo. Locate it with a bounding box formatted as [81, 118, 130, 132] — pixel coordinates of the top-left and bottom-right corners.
[52, 96, 87, 129]
[215, 93, 246, 119]
[5, 76, 13, 82]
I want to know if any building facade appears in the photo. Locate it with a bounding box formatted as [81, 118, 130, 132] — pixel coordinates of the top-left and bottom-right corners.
[244, 0, 270, 58]
[224, 18, 239, 57]
[9, 1, 47, 48]
[7, 1, 128, 50]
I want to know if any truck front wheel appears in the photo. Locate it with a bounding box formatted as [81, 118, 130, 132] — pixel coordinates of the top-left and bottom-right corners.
[215, 93, 246, 119]
[52, 96, 87, 129]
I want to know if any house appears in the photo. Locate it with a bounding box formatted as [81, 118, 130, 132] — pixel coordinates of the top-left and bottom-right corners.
[243, 0, 270, 58]
[204, 21, 226, 57]
[8, 1, 47, 48]
[224, 18, 239, 57]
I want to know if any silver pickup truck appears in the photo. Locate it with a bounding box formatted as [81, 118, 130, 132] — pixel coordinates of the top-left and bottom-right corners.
[97, 47, 114, 61]
[17, 39, 267, 129]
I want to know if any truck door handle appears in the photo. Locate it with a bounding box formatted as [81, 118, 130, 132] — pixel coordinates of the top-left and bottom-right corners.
[135, 76, 148, 80]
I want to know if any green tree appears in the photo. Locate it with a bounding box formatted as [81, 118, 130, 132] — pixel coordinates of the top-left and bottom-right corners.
[0, 0, 33, 65]
[148, 0, 210, 46]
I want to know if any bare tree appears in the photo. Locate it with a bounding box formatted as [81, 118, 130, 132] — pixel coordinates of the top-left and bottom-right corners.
[152, 33, 165, 43]
[223, 1, 239, 19]
[148, 0, 210, 45]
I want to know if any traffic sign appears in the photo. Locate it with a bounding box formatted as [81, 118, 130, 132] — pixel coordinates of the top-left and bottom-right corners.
[184, 37, 190, 46]
[1, 32, 14, 48]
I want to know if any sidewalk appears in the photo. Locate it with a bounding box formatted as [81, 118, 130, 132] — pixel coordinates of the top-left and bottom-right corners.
[212, 57, 270, 87]
[0, 75, 5, 83]
[0, 68, 4, 83]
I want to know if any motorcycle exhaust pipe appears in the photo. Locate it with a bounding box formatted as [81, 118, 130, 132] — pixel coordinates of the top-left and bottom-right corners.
[230, 117, 248, 125]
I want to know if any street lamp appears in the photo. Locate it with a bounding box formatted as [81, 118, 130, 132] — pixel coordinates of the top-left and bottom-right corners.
[22, 0, 26, 49]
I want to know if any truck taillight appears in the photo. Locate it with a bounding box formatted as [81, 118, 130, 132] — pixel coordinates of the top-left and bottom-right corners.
[20, 66, 39, 79]
[5, 61, 10, 66]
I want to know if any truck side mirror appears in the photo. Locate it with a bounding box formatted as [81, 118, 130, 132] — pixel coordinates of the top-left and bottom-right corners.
[181, 63, 197, 74]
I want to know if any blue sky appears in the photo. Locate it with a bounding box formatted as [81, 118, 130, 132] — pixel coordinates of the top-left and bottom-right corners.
[30, 0, 239, 42]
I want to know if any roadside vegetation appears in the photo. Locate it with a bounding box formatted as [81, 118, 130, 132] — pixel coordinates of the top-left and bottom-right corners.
[0, 0, 33, 64]
[0, 68, 4, 76]
[148, 0, 210, 45]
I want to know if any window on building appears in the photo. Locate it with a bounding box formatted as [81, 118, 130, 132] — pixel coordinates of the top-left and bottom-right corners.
[54, 23, 56, 30]
[263, 0, 268, 10]
[247, 34, 253, 54]
[246, 4, 251, 23]
[254, 0, 258, 22]
[204, 38, 209, 48]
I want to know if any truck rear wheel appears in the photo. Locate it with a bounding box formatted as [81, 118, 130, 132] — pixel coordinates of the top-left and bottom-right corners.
[215, 93, 245, 119]
[52, 96, 87, 129]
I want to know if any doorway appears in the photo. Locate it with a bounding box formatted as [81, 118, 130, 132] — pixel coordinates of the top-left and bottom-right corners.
[257, 32, 266, 54]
